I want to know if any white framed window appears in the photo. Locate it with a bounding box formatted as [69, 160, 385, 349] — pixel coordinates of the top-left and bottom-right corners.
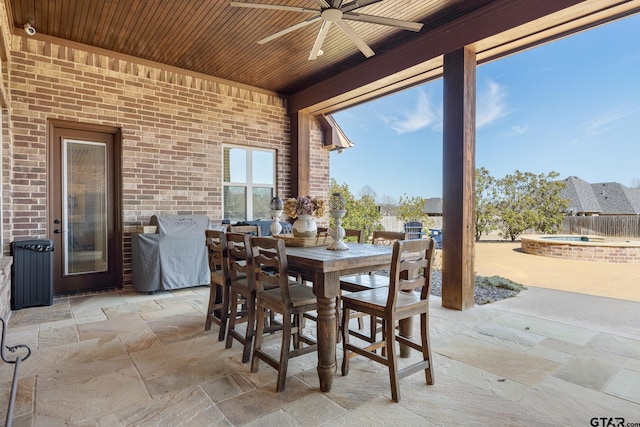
[223, 145, 276, 221]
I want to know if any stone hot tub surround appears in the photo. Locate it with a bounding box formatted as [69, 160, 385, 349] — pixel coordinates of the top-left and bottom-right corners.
[521, 235, 640, 264]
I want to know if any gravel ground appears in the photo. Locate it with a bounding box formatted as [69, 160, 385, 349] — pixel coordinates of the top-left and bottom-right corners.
[429, 270, 526, 305]
[376, 269, 526, 305]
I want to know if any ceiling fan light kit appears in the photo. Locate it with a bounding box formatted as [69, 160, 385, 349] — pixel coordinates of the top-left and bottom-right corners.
[230, 0, 424, 60]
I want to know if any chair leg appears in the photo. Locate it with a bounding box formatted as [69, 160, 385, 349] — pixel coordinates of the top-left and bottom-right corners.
[205, 283, 217, 331]
[276, 313, 293, 392]
[386, 318, 400, 402]
[378, 316, 386, 357]
[341, 306, 350, 376]
[357, 315, 365, 330]
[335, 297, 340, 343]
[292, 313, 301, 349]
[241, 295, 256, 363]
[421, 313, 434, 385]
[251, 302, 266, 374]
[225, 291, 240, 350]
[335, 295, 341, 343]
[217, 285, 230, 341]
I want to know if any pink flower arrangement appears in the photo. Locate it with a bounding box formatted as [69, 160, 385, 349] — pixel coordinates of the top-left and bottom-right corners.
[283, 196, 326, 218]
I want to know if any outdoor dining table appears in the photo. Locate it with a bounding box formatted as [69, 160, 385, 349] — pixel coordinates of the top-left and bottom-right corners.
[284, 242, 393, 392]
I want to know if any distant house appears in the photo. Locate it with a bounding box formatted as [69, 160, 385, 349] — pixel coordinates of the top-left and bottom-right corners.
[561, 176, 640, 216]
[424, 198, 443, 216]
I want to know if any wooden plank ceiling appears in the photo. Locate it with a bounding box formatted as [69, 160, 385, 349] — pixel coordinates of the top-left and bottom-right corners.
[5, 0, 640, 109]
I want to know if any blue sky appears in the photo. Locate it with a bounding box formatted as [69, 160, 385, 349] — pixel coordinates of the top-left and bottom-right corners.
[331, 13, 640, 201]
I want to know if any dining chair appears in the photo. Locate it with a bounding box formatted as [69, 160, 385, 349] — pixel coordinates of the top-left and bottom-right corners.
[341, 238, 436, 402]
[339, 230, 408, 337]
[224, 232, 268, 363]
[204, 229, 231, 341]
[316, 226, 329, 237]
[340, 230, 407, 292]
[343, 228, 364, 243]
[228, 224, 262, 236]
[250, 236, 318, 392]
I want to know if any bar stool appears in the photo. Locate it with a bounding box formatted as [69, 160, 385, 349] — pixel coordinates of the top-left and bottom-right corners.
[341, 238, 436, 402]
[225, 232, 260, 363]
[204, 229, 230, 341]
[250, 237, 318, 392]
[339, 230, 407, 339]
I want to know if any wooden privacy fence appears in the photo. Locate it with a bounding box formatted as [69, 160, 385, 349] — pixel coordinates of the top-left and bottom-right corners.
[563, 216, 640, 237]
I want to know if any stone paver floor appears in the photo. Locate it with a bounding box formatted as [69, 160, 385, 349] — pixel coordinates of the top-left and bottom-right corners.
[1, 242, 639, 425]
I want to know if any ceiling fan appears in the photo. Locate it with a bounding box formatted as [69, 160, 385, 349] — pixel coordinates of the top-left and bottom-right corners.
[230, 0, 424, 60]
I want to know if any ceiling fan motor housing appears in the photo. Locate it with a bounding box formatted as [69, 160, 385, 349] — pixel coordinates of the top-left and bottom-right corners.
[321, 8, 343, 22]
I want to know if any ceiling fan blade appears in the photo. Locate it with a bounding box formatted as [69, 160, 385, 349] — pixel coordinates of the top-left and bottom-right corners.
[230, 1, 317, 13]
[257, 16, 321, 44]
[334, 20, 374, 58]
[309, 21, 332, 60]
[341, 0, 385, 13]
[344, 12, 424, 32]
[312, 0, 332, 8]
[331, 0, 344, 8]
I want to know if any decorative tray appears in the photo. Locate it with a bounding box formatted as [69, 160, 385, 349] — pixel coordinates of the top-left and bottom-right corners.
[272, 234, 332, 247]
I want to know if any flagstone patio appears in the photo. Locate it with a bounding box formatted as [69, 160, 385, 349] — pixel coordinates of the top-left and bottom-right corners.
[1, 280, 639, 426]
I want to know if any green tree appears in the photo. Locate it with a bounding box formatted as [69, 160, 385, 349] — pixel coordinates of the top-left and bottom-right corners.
[530, 171, 568, 234]
[496, 170, 568, 240]
[496, 171, 539, 241]
[397, 195, 434, 229]
[474, 167, 499, 241]
[329, 179, 382, 241]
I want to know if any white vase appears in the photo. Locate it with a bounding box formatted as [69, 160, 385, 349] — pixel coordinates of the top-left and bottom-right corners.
[292, 214, 317, 238]
[327, 209, 348, 250]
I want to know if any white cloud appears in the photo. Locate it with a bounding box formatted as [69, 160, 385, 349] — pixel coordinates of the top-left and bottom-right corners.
[477, 80, 508, 128]
[581, 107, 636, 137]
[506, 125, 528, 136]
[379, 80, 508, 134]
[384, 90, 437, 134]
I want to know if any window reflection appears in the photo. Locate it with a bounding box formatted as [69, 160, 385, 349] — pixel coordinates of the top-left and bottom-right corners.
[223, 147, 275, 221]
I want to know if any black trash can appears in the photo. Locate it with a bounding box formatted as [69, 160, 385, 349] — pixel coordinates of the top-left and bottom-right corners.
[11, 239, 54, 310]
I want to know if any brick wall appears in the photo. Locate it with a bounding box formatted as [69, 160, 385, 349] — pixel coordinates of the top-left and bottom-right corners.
[521, 237, 640, 263]
[5, 36, 328, 286]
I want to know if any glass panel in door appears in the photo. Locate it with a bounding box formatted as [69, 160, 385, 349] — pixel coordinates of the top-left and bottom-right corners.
[63, 139, 108, 275]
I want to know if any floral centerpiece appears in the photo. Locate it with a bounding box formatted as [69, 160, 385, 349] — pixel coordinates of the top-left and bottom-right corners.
[283, 196, 326, 219]
[284, 196, 325, 238]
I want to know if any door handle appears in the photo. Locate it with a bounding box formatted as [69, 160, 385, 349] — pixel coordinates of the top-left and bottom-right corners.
[54, 229, 61, 234]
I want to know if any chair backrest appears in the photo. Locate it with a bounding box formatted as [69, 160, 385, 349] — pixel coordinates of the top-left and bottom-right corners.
[251, 237, 293, 305]
[205, 229, 229, 285]
[228, 225, 262, 236]
[226, 232, 256, 290]
[344, 228, 364, 243]
[386, 239, 435, 310]
[404, 221, 423, 240]
[372, 230, 408, 245]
